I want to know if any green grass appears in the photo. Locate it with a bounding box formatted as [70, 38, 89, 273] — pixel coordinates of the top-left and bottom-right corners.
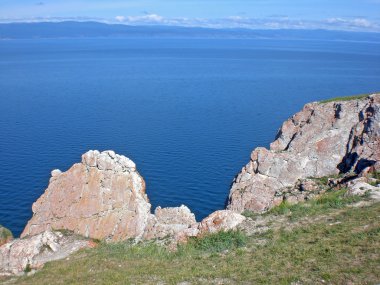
[241, 209, 260, 219]
[310, 172, 347, 185]
[368, 171, 380, 187]
[265, 188, 363, 220]
[180, 230, 247, 253]
[318, 92, 376, 104]
[9, 196, 379, 285]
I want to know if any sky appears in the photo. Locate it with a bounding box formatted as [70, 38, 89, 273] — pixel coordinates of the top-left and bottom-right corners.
[1, 0, 380, 32]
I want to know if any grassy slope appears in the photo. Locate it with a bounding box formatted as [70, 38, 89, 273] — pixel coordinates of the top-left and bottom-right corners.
[8, 191, 379, 285]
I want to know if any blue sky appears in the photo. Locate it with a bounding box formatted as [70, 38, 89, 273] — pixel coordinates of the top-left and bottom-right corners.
[1, 0, 380, 32]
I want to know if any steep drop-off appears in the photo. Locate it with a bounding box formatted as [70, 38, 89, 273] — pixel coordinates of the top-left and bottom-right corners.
[228, 93, 380, 213]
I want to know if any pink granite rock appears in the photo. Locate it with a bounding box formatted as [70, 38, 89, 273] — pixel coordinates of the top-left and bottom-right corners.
[143, 205, 197, 240]
[21, 150, 151, 241]
[197, 210, 246, 236]
[172, 210, 246, 246]
[228, 94, 380, 213]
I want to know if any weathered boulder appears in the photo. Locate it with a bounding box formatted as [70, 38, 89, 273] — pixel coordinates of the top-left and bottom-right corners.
[173, 210, 246, 245]
[228, 94, 380, 213]
[142, 205, 197, 240]
[0, 225, 13, 246]
[21, 150, 151, 241]
[346, 177, 380, 201]
[0, 230, 92, 276]
[197, 210, 246, 236]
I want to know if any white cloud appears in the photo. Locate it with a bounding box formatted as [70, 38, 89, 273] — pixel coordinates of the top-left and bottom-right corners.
[126, 14, 165, 23]
[352, 18, 371, 27]
[326, 17, 375, 29]
[115, 15, 126, 22]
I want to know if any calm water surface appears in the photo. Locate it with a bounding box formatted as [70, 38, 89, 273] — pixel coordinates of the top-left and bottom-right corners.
[0, 38, 379, 236]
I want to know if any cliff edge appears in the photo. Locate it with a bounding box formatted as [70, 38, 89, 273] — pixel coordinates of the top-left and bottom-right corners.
[227, 93, 380, 213]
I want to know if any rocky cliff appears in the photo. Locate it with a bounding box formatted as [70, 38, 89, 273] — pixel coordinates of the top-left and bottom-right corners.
[3, 150, 245, 275]
[21, 150, 245, 243]
[227, 93, 380, 213]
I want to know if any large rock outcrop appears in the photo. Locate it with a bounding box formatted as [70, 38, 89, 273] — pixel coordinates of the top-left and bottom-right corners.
[21, 150, 151, 241]
[228, 94, 380, 213]
[21, 150, 246, 246]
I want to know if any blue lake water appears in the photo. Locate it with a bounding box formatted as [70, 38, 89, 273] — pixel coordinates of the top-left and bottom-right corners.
[0, 38, 379, 237]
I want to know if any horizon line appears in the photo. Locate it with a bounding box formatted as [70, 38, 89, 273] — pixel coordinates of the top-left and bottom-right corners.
[1, 19, 380, 35]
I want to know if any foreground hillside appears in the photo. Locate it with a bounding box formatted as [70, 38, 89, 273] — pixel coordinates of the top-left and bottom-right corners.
[4, 189, 380, 285]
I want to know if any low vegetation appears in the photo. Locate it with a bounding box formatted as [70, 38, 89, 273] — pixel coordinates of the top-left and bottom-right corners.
[368, 171, 380, 186]
[181, 230, 247, 254]
[7, 188, 379, 285]
[0, 225, 13, 242]
[265, 188, 364, 220]
[318, 92, 375, 104]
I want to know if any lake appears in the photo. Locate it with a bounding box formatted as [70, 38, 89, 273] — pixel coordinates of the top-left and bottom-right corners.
[0, 38, 379, 236]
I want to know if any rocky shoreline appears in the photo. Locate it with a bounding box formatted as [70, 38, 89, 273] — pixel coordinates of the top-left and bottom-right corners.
[1, 93, 379, 276]
[228, 93, 380, 212]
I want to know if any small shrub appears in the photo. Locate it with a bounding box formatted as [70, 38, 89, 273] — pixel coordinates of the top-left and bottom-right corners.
[24, 264, 32, 273]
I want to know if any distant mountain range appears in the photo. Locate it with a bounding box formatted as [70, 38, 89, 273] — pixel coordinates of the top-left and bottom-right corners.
[1, 21, 380, 42]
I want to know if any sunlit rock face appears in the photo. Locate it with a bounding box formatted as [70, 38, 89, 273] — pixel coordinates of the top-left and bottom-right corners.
[21, 150, 151, 241]
[228, 94, 380, 213]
